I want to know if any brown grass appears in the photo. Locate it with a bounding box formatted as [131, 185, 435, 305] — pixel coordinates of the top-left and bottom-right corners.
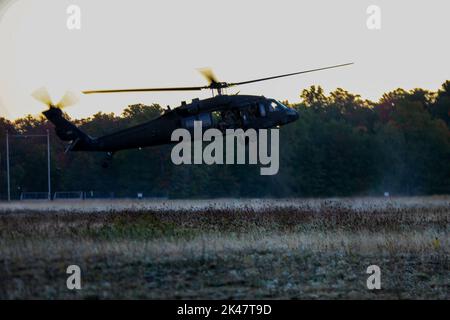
[0, 197, 448, 299]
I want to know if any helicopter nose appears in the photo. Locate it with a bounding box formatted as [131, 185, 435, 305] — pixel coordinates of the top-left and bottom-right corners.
[287, 108, 299, 122]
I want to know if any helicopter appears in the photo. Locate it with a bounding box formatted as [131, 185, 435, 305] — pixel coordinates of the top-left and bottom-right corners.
[33, 63, 353, 167]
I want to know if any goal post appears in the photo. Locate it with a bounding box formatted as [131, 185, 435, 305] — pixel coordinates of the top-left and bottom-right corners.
[53, 191, 84, 200]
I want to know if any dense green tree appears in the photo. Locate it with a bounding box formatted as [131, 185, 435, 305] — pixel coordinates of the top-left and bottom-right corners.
[429, 81, 450, 127]
[0, 82, 449, 199]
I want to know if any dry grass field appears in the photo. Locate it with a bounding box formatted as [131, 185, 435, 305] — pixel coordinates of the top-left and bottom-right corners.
[0, 197, 448, 299]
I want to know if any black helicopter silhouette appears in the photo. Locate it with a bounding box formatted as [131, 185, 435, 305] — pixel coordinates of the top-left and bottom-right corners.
[33, 63, 352, 167]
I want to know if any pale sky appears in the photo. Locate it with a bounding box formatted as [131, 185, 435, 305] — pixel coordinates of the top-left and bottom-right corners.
[0, 0, 449, 119]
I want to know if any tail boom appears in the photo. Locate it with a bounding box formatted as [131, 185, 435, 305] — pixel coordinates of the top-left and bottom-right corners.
[43, 107, 95, 151]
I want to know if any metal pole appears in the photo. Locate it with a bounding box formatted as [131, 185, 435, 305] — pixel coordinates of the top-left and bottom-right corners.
[47, 129, 51, 200]
[6, 130, 10, 201]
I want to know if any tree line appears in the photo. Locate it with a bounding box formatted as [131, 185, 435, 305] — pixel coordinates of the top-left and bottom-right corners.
[0, 81, 449, 199]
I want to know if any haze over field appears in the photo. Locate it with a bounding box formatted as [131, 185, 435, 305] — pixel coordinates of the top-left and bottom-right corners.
[0, 0, 449, 119]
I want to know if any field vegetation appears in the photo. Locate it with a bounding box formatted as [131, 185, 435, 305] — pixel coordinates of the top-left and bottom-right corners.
[0, 197, 448, 299]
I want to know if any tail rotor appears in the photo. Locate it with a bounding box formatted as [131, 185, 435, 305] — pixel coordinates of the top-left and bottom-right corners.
[31, 87, 79, 111]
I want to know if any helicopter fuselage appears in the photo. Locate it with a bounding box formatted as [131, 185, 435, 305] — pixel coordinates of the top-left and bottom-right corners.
[59, 94, 299, 153]
[40, 63, 353, 161]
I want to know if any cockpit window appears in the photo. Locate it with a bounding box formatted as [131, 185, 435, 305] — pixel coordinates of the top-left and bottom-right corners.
[183, 113, 212, 129]
[258, 103, 266, 117]
[268, 101, 276, 112]
[198, 112, 212, 128]
[268, 99, 288, 112]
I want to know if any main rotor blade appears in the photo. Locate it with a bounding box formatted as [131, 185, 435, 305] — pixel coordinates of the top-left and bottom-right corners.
[83, 86, 207, 94]
[198, 68, 219, 85]
[228, 63, 354, 87]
